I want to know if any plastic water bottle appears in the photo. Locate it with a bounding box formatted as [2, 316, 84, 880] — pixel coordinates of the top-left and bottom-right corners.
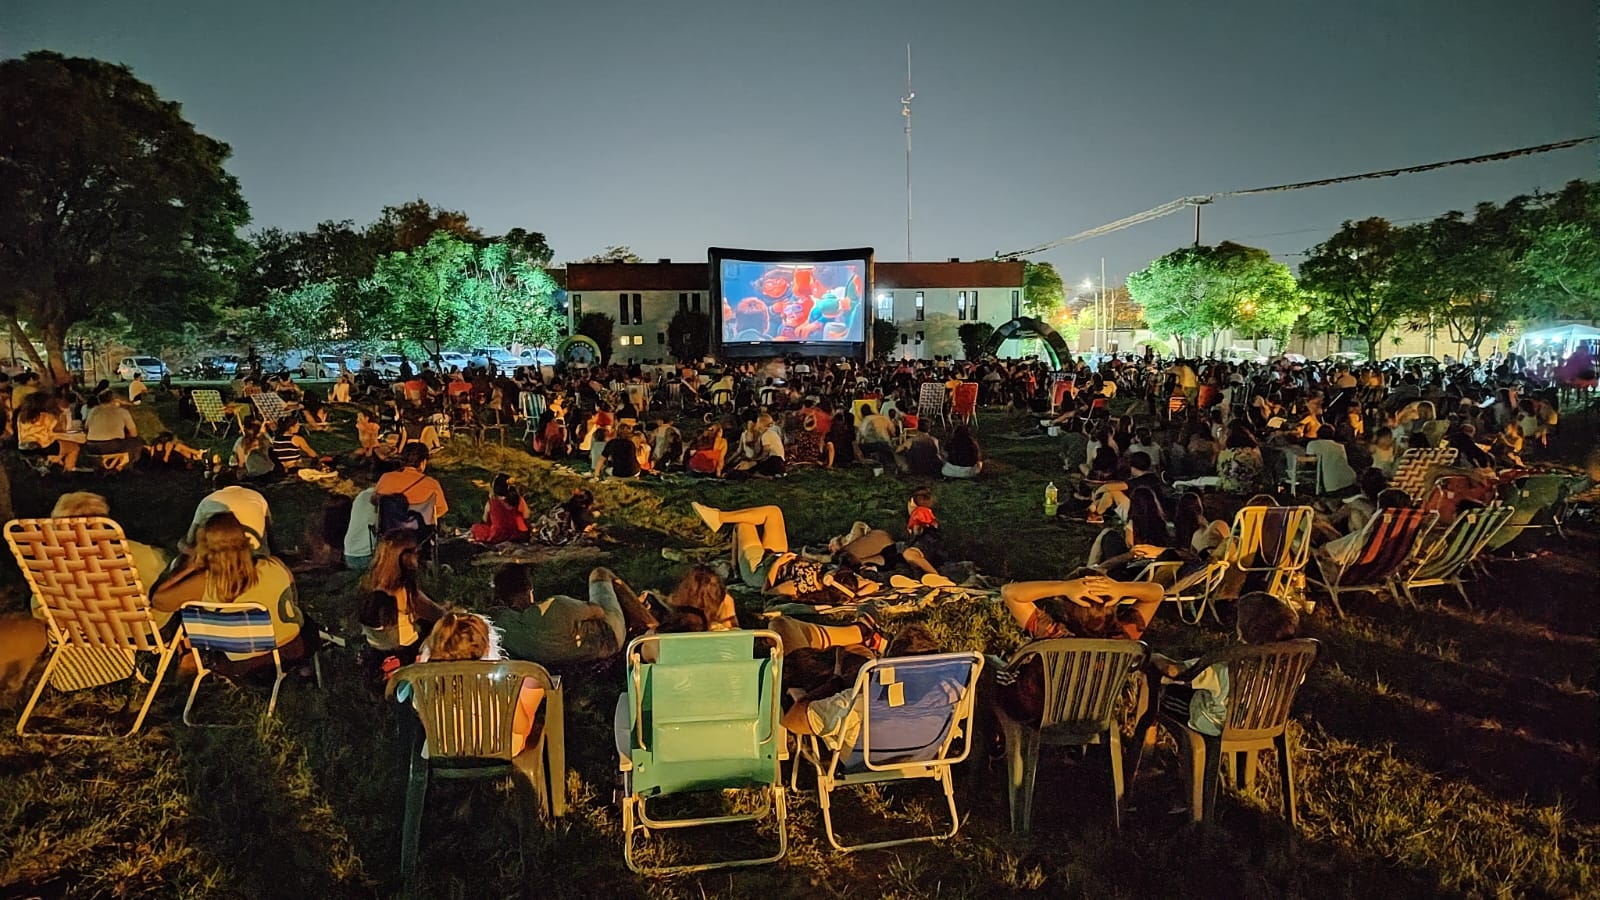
[1044, 481, 1059, 516]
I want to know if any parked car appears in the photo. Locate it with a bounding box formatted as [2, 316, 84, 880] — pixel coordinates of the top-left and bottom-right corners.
[1386, 353, 1442, 374]
[374, 354, 416, 378]
[116, 356, 169, 381]
[300, 353, 349, 378]
[200, 355, 241, 377]
[1326, 351, 1369, 367]
[468, 347, 520, 370]
[435, 351, 470, 371]
[1219, 346, 1270, 365]
[516, 347, 558, 367]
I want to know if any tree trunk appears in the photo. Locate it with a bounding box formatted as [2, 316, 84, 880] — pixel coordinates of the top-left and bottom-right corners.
[7, 314, 47, 377]
[42, 325, 70, 387]
[0, 458, 12, 524]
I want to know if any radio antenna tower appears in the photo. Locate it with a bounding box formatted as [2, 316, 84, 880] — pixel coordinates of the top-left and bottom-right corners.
[902, 43, 914, 261]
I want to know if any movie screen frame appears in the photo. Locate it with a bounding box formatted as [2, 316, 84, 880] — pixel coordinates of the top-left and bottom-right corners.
[710, 247, 874, 358]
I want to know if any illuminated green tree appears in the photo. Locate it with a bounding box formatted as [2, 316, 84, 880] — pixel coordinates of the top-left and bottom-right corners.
[1298, 219, 1418, 361]
[1517, 180, 1600, 318]
[1023, 261, 1066, 317]
[1393, 200, 1531, 357]
[1128, 242, 1300, 355]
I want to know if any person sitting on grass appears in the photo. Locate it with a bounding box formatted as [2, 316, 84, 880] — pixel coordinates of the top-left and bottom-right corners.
[269, 418, 319, 472]
[357, 529, 445, 677]
[588, 424, 610, 475]
[1147, 590, 1299, 809]
[230, 418, 276, 480]
[412, 611, 545, 758]
[600, 421, 642, 479]
[900, 419, 943, 477]
[1085, 450, 1164, 525]
[152, 512, 313, 677]
[685, 422, 727, 477]
[941, 424, 983, 479]
[786, 413, 826, 468]
[824, 413, 859, 468]
[469, 473, 531, 544]
[83, 388, 144, 468]
[15, 391, 86, 472]
[351, 408, 386, 460]
[1088, 486, 1180, 575]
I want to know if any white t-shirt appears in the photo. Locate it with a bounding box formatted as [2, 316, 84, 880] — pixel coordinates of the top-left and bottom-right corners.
[345, 487, 379, 558]
[85, 404, 137, 442]
[760, 426, 786, 460]
[189, 486, 271, 549]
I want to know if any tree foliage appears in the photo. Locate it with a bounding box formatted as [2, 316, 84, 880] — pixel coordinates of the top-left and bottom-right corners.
[1392, 200, 1530, 354]
[1023, 261, 1066, 317]
[872, 319, 900, 360]
[1127, 242, 1301, 355]
[1297, 219, 1417, 361]
[957, 322, 996, 361]
[0, 51, 250, 381]
[1517, 180, 1600, 319]
[666, 309, 711, 362]
[577, 313, 616, 364]
[576, 245, 643, 264]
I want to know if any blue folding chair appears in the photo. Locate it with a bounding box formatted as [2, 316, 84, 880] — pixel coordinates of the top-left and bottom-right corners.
[792, 651, 983, 852]
[620, 630, 786, 874]
[178, 601, 288, 726]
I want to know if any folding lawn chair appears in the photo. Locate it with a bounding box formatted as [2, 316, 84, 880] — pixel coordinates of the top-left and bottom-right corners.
[177, 600, 291, 726]
[1185, 506, 1313, 624]
[1393, 504, 1513, 608]
[192, 389, 233, 438]
[5, 517, 181, 739]
[793, 651, 983, 851]
[1482, 472, 1583, 553]
[519, 391, 547, 439]
[1165, 559, 1231, 624]
[1390, 446, 1458, 501]
[250, 391, 289, 426]
[915, 381, 948, 430]
[1307, 507, 1438, 617]
[1148, 639, 1319, 826]
[996, 639, 1146, 832]
[620, 631, 785, 874]
[388, 660, 566, 897]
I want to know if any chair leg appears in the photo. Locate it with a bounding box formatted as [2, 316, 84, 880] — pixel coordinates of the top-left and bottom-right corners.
[1200, 734, 1223, 822]
[15, 645, 65, 737]
[1450, 576, 1472, 609]
[182, 652, 210, 727]
[128, 645, 178, 736]
[1107, 726, 1125, 831]
[1176, 729, 1207, 824]
[1001, 715, 1040, 832]
[1236, 750, 1258, 794]
[400, 752, 429, 892]
[1276, 733, 1299, 829]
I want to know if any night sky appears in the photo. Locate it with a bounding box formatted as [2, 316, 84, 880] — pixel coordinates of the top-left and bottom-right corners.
[7, 0, 1595, 286]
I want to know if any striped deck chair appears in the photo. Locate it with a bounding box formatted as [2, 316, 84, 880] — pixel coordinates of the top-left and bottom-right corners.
[915, 381, 947, 429]
[794, 651, 984, 851]
[1308, 507, 1438, 617]
[5, 517, 180, 739]
[1394, 504, 1513, 608]
[1482, 472, 1584, 553]
[1191, 506, 1314, 623]
[192, 389, 232, 437]
[1391, 447, 1458, 502]
[178, 601, 286, 725]
[950, 382, 979, 429]
[250, 391, 289, 426]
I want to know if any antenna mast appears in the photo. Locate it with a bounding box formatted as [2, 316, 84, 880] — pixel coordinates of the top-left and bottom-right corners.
[902, 44, 914, 261]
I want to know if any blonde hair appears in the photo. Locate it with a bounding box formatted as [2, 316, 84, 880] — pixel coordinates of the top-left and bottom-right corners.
[51, 491, 110, 518]
[420, 611, 502, 662]
[194, 513, 258, 601]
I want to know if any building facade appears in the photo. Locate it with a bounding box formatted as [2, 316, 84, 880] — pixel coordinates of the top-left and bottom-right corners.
[564, 256, 1025, 362]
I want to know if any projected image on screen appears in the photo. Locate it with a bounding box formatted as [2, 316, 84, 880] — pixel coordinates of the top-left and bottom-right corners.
[719, 259, 866, 344]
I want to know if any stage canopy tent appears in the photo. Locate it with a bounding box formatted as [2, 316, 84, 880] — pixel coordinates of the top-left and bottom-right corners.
[1516, 322, 1600, 356]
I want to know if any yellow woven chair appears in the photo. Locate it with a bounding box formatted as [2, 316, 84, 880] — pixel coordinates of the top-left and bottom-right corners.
[5, 517, 180, 739]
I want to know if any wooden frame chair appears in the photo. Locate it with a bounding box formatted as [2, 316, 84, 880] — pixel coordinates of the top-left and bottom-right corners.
[996, 639, 1147, 832]
[1149, 639, 1320, 826]
[1393, 504, 1512, 608]
[793, 651, 984, 851]
[620, 631, 786, 874]
[1308, 508, 1438, 617]
[192, 388, 233, 438]
[5, 517, 180, 739]
[387, 660, 566, 898]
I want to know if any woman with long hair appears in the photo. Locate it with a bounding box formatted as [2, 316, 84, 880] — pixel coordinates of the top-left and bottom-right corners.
[1216, 421, 1265, 494]
[16, 391, 84, 471]
[415, 611, 544, 757]
[665, 564, 738, 631]
[1173, 491, 1229, 558]
[358, 530, 444, 665]
[941, 424, 983, 478]
[469, 473, 531, 544]
[153, 512, 309, 675]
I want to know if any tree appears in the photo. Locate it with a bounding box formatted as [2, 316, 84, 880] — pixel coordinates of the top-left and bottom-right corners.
[577, 312, 616, 364]
[1127, 242, 1301, 354]
[1517, 180, 1600, 319]
[1394, 200, 1531, 357]
[1023, 261, 1066, 317]
[958, 322, 996, 361]
[1297, 219, 1417, 361]
[871, 319, 900, 360]
[368, 199, 481, 252]
[498, 227, 554, 268]
[666, 309, 711, 361]
[576, 245, 643, 264]
[0, 52, 250, 382]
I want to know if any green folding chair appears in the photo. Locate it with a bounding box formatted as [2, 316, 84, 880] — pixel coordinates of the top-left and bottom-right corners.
[1394, 504, 1513, 608]
[620, 630, 786, 874]
[387, 660, 565, 898]
[792, 651, 984, 851]
[1483, 473, 1582, 554]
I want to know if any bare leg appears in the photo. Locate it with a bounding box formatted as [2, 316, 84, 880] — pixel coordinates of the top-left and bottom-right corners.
[59, 441, 81, 469]
[839, 529, 896, 565]
[769, 616, 867, 654]
[902, 547, 938, 576]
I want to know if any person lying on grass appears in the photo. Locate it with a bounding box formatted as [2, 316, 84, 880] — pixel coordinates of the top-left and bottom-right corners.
[689, 502, 889, 598]
[488, 564, 664, 669]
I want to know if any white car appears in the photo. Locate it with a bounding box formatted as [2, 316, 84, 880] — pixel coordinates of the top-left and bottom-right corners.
[435, 352, 470, 372]
[516, 347, 557, 367]
[300, 353, 349, 378]
[117, 356, 168, 381]
[469, 347, 520, 370]
[374, 354, 416, 378]
[1220, 347, 1270, 365]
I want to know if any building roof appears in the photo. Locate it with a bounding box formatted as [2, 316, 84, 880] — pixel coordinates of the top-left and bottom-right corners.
[565, 262, 708, 292]
[876, 260, 1023, 289]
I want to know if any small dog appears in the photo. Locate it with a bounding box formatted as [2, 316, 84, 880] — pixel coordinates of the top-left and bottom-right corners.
[0, 614, 49, 707]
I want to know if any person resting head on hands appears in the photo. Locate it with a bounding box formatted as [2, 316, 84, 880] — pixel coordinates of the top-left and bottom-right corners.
[411, 610, 545, 757]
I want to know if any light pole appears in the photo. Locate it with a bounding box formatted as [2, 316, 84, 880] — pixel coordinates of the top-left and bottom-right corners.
[902, 44, 914, 261]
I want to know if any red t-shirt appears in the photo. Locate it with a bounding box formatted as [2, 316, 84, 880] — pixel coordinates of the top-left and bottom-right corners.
[907, 505, 938, 534]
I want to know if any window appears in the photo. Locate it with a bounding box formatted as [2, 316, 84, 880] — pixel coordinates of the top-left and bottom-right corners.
[876, 292, 894, 320]
[632, 293, 642, 323]
[971, 291, 978, 319]
[692, 292, 702, 313]
[571, 293, 582, 316]
[957, 291, 968, 321]
[916, 331, 925, 343]
[900, 333, 909, 345]
[657, 332, 666, 345]
[618, 293, 630, 325]
[1011, 289, 1020, 319]
[679, 293, 688, 313]
[915, 291, 925, 322]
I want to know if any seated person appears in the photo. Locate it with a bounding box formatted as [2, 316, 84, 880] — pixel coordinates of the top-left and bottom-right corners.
[787, 414, 826, 467]
[685, 423, 727, 477]
[942, 424, 983, 478]
[230, 420, 276, 480]
[357, 530, 445, 675]
[1317, 488, 1412, 568]
[781, 624, 943, 748]
[1086, 451, 1164, 525]
[376, 443, 450, 527]
[600, 422, 643, 479]
[1313, 467, 1387, 546]
[488, 565, 660, 667]
[147, 431, 206, 467]
[83, 389, 145, 465]
[469, 473, 531, 544]
[38, 492, 169, 623]
[1304, 424, 1358, 494]
[186, 479, 272, 553]
[1148, 591, 1299, 810]
[411, 611, 544, 758]
[899, 420, 943, 477]
[269, 418, 319, 471]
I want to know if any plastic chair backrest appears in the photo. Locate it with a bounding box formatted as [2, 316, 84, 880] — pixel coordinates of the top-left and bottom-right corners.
[1194, 639, 1319, 743]
[1339, 508, 1437, 586]
[180, 602, 279, 655]
[1411, 504, 1513, 580]
[916, 382, 945, 419]
[1011, 639, 1149, 742]
[388, 659, 555, 761]
[845, 652, 982, 772]
[4, 517, 161, 652]
[193, 389, 228, 424]
[951, 383, 979, 416]
[626, 632, 782, 795]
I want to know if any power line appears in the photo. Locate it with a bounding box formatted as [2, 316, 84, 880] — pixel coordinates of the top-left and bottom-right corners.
[1000, 135, 1597, 258]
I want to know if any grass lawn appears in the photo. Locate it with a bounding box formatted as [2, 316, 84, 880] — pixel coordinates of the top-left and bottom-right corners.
[0, 397, 1595, 899]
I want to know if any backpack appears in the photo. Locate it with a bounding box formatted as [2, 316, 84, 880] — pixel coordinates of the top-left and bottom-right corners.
[531, 504, 576, 546]
[375, 474, 427, 534]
